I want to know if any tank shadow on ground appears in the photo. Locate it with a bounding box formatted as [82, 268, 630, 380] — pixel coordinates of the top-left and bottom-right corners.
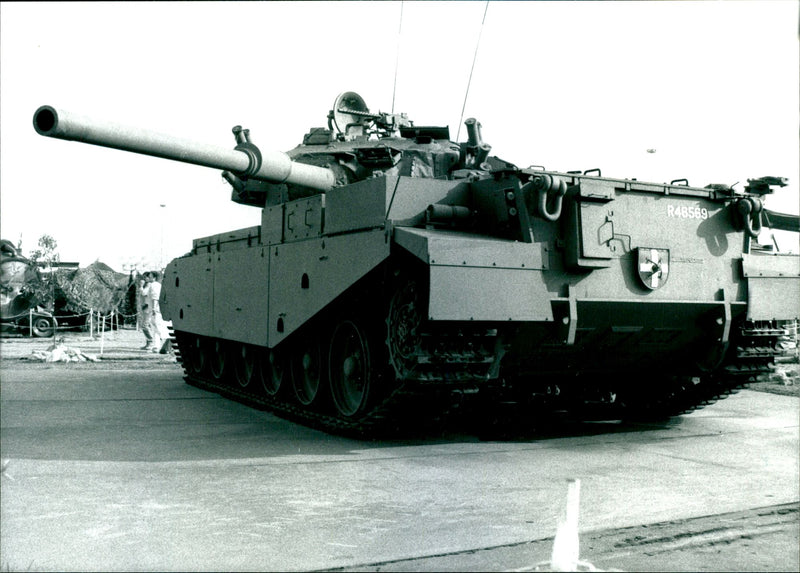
[424, 412, 677, 444]
[262, 397, 678, 445]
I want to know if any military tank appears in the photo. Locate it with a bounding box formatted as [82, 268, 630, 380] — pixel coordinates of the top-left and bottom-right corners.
[33, 93, 800, 435]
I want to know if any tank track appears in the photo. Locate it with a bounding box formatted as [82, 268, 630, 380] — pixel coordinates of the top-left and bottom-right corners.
[614, 320, 788, 420]
[182, 368, 421, 438]
[461, 321, 786, 426]
[170, 327, 496, 438]
[168, 320, 790, 437]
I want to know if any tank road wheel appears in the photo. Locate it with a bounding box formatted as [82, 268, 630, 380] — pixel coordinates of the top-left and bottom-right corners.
[329, 319, 372, 418]
[387, 276, 424, 380]
[233, 343, 257, 389]
[258, 349, 286, 397]
[291, 337, 326, 407]
[208, 339, 229, 382]
[185, 335, 206, 376]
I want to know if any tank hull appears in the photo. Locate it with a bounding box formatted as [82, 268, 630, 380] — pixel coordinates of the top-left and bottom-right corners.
[161, 173, 799, 435]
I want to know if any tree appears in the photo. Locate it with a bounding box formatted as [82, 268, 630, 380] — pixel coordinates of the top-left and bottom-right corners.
[27, 234, 60, 267]
[24, 234, 61, 308]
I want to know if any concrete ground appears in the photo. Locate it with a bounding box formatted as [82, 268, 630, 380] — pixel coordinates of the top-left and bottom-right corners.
[1, 330, 798, 571]
[0, 327, 177, 364]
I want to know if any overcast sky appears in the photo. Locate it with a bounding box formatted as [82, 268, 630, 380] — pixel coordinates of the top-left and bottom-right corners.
[2, 1, 798, 270]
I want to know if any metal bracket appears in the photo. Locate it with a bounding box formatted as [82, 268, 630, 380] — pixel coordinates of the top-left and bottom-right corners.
[566, 285, 578, 345]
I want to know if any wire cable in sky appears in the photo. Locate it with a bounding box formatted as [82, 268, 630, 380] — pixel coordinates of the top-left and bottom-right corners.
[391, 1, 404, 114]
[456, 0, 489, 142]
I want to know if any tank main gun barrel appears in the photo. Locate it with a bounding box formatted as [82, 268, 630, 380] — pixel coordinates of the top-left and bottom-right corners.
[32, 106, 336, 192]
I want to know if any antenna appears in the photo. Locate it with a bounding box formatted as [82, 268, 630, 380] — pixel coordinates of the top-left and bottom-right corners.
[456, 1, 490, 142]
[391, 1, 404, 114]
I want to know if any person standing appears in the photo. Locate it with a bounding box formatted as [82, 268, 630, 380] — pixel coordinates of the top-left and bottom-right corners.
[138, 271, 161, 352]
[136, 272, 150, 349]
[149, 271, 169, 352]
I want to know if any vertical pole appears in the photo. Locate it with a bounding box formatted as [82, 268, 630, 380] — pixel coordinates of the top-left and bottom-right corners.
[89, 309, 94, 340]
[29, 308, 33, 337]
[135, 274, 141, 332]
[100, 313, 105, 355]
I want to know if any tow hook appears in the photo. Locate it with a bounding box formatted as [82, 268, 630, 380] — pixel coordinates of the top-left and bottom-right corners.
[736, 196, 763, 238]
[529, 174, 567, 222]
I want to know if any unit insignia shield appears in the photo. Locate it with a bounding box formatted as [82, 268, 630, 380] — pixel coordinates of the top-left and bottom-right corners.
[636, 248, 670, 290]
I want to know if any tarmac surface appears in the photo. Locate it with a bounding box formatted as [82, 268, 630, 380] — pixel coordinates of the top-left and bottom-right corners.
[1, 330, 798, 571]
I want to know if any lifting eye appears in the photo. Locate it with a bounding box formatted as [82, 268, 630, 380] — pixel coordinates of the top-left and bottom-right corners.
[301, 273, 309, 289]
[277, 317, 285, 333]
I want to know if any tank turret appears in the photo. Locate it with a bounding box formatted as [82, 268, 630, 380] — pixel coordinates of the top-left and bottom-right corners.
[33, 93, 517, 208]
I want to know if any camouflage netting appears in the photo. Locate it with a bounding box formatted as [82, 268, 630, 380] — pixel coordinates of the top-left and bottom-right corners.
[54, 262, 134, 316]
